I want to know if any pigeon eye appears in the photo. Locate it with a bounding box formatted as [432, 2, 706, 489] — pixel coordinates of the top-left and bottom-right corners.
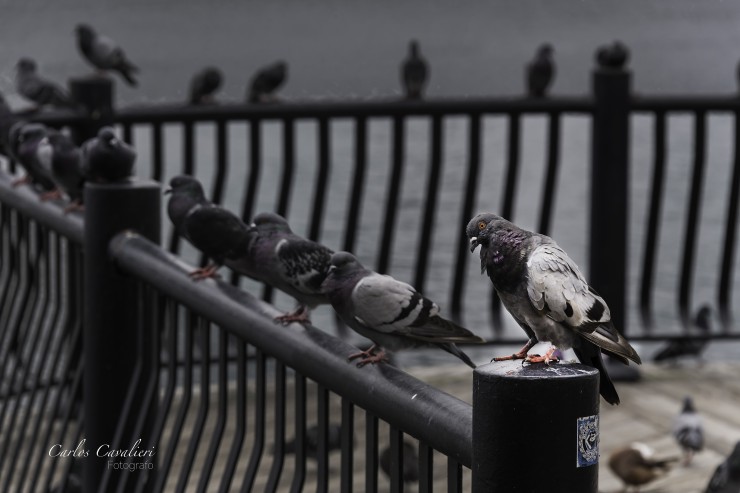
[478, 221, 486, 230]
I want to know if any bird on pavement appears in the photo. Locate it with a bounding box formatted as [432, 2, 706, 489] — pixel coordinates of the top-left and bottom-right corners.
[526, 43, 555, 98]
[247, 61, 287, 103]
[608, 443, 678, 493]
[401, 40, 429, 100]
[15, 58, 75, 110]
[466, 212, 641, 405]
[321, 251, 484, 368]
[75, 24, 139, 86]
[673, 396, 704, 466]
[80, 127, 136, 183]
[706, 441, 740, 493]
[188, 67, 223, 105]
[653, 305, 712, 364]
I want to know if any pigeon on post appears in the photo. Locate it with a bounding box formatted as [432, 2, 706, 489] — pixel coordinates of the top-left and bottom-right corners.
[321, 251, 484, 368]
[166, 175, 252, 280]
[36, 129, 84, 209]
[75, 24, 139, 86]
[188, 67, 223, 105]
[608, 443, 678, 492]
[706, 441, 740, 493]
[247, 61, 287, 103]
[466, 213, 641, 405]
[224, 212, 333, 324]
[8, 121, 56, 191]
[526, 43, 555, 98]
[653, 305, 712, 363]
[15, 58, 75, 110]
[80, 127, 136, 183]
[673, 396, 704, 466]
[401, 40, 429, 100]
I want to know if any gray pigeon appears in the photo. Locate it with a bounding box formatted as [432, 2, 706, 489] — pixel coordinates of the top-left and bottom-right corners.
[166, 175, 252, 280]
[706, 442, 740, 493]
[653, 305, 712, 363]
[15, 58, 75, 110]
[248, 61, 287, 103]
[608, 443, 678, 492]
[8, 121, 56, 191]
[224, 212, 333, 324]
[526, 43, 555, 98]
[189, 67, 223, 105]
[36, 129, 84, 208]
[673, 396, 704, 466]
[75, 24, 138, 86]
[466, 213, 641, 404]
[401, 40, 429, 100]
[321, 251, 484, 367]
[80, 127, 136, 183]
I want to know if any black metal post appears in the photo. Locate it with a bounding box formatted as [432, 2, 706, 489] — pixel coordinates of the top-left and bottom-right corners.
[472, 361, 600, 493]
[83, 180, 160, 492]
[590, 42, 631, 333]
[69, 77, 114, 145]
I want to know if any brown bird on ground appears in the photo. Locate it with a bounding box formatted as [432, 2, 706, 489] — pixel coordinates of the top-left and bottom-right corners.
[608, 443, 678, 492]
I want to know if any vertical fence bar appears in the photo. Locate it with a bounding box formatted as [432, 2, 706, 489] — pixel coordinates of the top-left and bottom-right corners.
[241, 349, 267, 493]
[388, 427, 404, 493]
[365, 412, 379, 493]
[289, 374, 307, 493]
[343, 117, 368, 254]
[219, 339, 248, 492]
[211, 120, 228, 205]
[418, 442, 433, 493]
[277, 118, 296, 217]
[377, 116, 406, 274]
[538, 112, 562, 236]
[340, 398, 355, 493]
[151, 123, 164, 183]
[316, 385, 330, 493]
[719, 110, 740, 322]
[446, 459, 462, 493]
[309, 117, 331, 242]
[266, 361, 287, 493]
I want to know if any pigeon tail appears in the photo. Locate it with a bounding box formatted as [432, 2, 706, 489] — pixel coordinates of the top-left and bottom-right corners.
[118, 66, 138, 87]
[438, 343, 477, 369]
[573, 342, 620, 405]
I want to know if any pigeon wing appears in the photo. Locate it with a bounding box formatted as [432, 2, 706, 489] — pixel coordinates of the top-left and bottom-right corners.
[275, 237, 333, 294]
[185, 206, 248, 261]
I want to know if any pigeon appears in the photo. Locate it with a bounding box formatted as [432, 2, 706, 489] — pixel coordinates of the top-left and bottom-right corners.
[706, 441, 740, 493]
[466, 213, 641, 405]
[224, 212, 333, 324]
[36, 129, 84, 209]
[15, 58, 75, 110]
[401, 40, 429, 100]
[166, 175, 252, 280]
[188, 67, 223, 105]
[80, 127, 136, 183]
[283, 424, 343, 458]
[321, 251, 484, 367]
[526, 43, 555, 98]
[673, 396, 704, 466]
[8, 121, 56, 191]
[75, 24, 138, 86]
[608, 443, 678, 492]
[0, 91, 10, 115]
[380, 440, 419, 484]
[653, 305, 712, 363]
[596, 40, 630, 69]
[0, 92, 17, 158]
[247, 61, 287, 103]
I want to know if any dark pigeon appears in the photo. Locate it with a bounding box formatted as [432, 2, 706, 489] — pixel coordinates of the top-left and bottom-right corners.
[401, 40, 429, 100]
[653, 305, 712, 363]
[526, 43, 555, 98]
[673, 396, 704, 466]
[15, 58, 75, 110]
[283, 424, 343, 458]
[225, 212, 333, 324]
[189, 67, 223, 105]
[8, 121, 56, 191]
[0, 92, 16, 158]
[380, 440, 419, 484]
[37, 129, 84, 208]
[75, 24, 139, 86]
[321, 251, 484, 368]
[248, 61, 287, 103]
[706, 442, 740, 493]
[466, 213, 641, 405]
[80, 127, 136, 183]
[608, 443, 678, 492]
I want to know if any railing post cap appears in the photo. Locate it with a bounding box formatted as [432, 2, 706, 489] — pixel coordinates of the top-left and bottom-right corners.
[474, 360, 599, 382]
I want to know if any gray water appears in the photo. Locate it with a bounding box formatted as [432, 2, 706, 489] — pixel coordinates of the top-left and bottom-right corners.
[2, 0, 740, 362]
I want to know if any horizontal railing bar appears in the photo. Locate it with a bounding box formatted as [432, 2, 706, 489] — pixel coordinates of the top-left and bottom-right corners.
[630, 95, 740, 112]
[0, 173, 84, 244]
[109, 232, 474, 467]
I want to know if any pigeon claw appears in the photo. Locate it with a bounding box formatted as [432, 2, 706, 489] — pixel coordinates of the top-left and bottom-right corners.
[274, 305, 311, 325]
[523, 347, 560, 365]
[40, 189, 63, 202]
[11, 175, 32, 188]
[348, 344, 388, 367]
[188, 264, 221, 281]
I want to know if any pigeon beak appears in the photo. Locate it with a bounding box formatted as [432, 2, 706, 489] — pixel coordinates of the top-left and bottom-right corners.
[327, 264, 336, 274]
[469, 237, 479, 253]
[164, 188, 172, 195]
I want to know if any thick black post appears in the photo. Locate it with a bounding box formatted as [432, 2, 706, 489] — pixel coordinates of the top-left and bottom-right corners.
[590, 42, 631, 333]
[83, 180, 160, 491]
[69, 77, 114, 145]
[472, 361, 600, 492]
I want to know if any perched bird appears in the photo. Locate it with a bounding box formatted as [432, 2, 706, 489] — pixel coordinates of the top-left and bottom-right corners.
[706, 441, 740, 493]
[608, 443, 678, 492]
[224, 212, 333, 324]
[596, 40, 630, 69]
[380, 440, 419, 484]
[673, 396, 704, 466]
[188, 67, 223, 105]
[80, 127, 136, 183]
[401, 40, 429, 100]
[526, 43, 555, 98]
[321, 251, 485, 367]
[166, 175, 252, 280]
[15, 58, 75, 110]
[653, 305, 712, 364]
[8, 121, 56, 191]
[466, 213, 641, 405]
[36, 129, 84, 208]
[75, 24, 139, 86]
[283, 424, 343, 458]
[248, 61, 287, 103]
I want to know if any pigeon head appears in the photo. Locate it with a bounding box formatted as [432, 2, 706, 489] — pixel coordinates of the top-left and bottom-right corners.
[166, 175, 206, 199]
[465, 212, 503, 252]
[202, 67, 223, 87]
[326, 251, 362, 277]
[97, 126, 118, 145]
[251, 212, 292, 233]
[681, 396, 695, 413]
[409, 40, 420, 56]
[538, 43, 554, 58]
[75, 24, 95, 41]
[16, 122, 48, 144]
[16, 58, 37, 73]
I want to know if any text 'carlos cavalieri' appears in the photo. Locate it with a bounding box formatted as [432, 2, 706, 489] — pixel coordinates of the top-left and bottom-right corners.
[49, 439, 155, 471]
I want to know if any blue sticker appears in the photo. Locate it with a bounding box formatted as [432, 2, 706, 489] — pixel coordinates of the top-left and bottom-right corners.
[576, 415, 599, 467]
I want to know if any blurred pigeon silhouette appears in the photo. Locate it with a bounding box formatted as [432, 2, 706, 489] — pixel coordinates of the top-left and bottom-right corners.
[225, 212, 332, 324]
[283, 424, 343, 458]
[80, 127, 136, 183]
[75, 24, 139, 86]
[8, 121, 56, 191]
[380, 440, 419, 484]
[15, 58, 75, 110]
[526, 43, 555, 98]
[673, 396, 704, 466]
[608, 443, 678, 492]
[401, 40, 429, 100]
[322, 251, 484, 367]
[189, 67, 223, 105]
[166, 175, 252, 280]
[466, 213, 641, 405]
[596, 40, 630, 69]
[706, 441, 740, 493]
[653, 305, 712, 364]
[248, 61, 287, 103]
[0, 91, 10, 114]
[37, 129, 84, 209]
[0, 92, 17, 158]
